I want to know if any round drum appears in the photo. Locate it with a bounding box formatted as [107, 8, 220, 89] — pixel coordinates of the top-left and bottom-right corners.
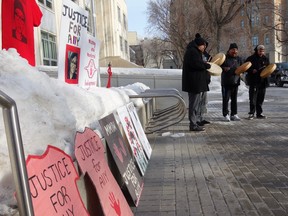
[235, 61, 252, 75]
[211, 53, 226, 66]
[207, 62, 222, 76]
[260, 64, 276, 78]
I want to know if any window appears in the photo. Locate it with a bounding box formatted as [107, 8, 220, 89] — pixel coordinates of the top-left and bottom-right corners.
[117, 6, 121, 22]
[240, 20, 244, 28]
[38, 0, 53, 10]
[265, 34, 270, 45]
[123, 14, 127, 30]
[264, 16, 269, 24]
[119, 36, 123, 51]
[85, 6, 94, 35]
[125, 40, 128, 54]
[252, 36, 258, 46]
[41, 31, 57, 66]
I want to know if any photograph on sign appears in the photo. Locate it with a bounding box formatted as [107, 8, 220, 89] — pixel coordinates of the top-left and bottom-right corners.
[99, 113, 144, 206]
[126, 102, 152, 159]
[26, 145, 89, 216]
[65, 44, 80, 84]
[75, 128, 133, 216]
[117, 106, 148, 176]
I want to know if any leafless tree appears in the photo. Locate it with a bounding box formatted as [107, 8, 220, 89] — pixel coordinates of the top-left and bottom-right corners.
[201, 0, 252, 52]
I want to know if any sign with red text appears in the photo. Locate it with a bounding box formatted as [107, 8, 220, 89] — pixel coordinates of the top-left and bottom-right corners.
[75, 128, 133, 216]
[126, 102, 152, 159]
[78, 34, 101, 89]
[117, 106, 148, 176]
[58, 0, 88, 85]
[99, 113, 144, 206]
[26, 145, 89, 216]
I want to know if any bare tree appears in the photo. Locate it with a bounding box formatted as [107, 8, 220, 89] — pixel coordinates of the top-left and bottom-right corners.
[201, 0, 252, 52]
[146, 0, 211, 68]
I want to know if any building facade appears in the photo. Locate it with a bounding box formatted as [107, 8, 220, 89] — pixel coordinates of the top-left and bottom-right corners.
[0, 0, 130, 67]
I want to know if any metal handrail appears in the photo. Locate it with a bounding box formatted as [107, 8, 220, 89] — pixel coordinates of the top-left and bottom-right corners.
[0, 90, 34, 216]
[129, 89, 187, 133]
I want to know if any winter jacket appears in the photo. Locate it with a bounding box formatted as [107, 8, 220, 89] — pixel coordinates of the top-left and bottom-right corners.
[182, 41, 210, 93]
[221, 54, 242, 86]
[245, 52, 270, 87]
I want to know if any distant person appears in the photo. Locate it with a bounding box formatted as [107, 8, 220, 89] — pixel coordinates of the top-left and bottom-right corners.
[221, 43, 243, 121]
[12, 0, 27, 43]
[245, 45, 270, 119]
[182, 33, 211, 132]
[67, 52, 78, 79]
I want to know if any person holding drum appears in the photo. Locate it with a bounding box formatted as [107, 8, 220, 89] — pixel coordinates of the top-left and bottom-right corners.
[245, 45, 269, 120]
[221, 43, 243, 121]
[182, 34, 211, 132]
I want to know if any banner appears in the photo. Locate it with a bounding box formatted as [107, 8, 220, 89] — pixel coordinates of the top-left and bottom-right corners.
[117, 106, 148, 176]
[26, 145, 89, 216]
[99, 113, 144, 206]
[75, 128, 133, 216]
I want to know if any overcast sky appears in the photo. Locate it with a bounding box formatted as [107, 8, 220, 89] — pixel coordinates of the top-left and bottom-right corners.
[126, 0, 150, 38]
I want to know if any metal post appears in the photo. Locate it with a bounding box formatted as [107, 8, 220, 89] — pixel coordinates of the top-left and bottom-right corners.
[0, 90, 34, 216]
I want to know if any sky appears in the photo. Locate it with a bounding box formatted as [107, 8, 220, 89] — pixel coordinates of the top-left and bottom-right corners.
[126, 0, 150, 38]
[0, 49, 249, 215]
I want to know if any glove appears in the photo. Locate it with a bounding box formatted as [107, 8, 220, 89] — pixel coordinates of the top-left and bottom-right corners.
[205, 63, 211, 69]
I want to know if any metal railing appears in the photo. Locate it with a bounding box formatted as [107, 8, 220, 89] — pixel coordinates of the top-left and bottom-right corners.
[0, 90, 34, 216]
[129, 88, 187, 133]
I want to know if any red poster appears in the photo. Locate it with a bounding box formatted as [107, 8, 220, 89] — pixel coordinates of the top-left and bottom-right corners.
[26, 145, 89, 216]
[75, 128, 133, 216]
[65, 44, 80, 84]
[1, 0, 42, 66]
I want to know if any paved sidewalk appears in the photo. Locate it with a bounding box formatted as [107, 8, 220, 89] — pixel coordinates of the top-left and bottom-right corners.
[132, 87, 288, 216]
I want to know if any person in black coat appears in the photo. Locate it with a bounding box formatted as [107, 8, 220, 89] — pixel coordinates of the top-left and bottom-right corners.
[245, 45, 269, 119]
[221, 43, 243, 121]
[182, 34, 211, 131]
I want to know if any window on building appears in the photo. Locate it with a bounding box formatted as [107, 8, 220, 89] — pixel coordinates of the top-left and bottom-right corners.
[252, 36, 258, 47]
[264, 34, 270, 45]
[41, 31, 57, 66]
[118, 6, 121, 22]
[123, 14, 127, 30]
[264, 16, 269, 24]
[38, 0, 53, 10]
[85, 6, 94, 35]
[120, 36, 123, 51]
[125, 40, 128, 54]
[240, 20, 244, 28]
[241, 9, 244, 16]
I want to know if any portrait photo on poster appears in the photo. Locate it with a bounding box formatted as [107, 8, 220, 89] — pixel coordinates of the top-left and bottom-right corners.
[12, 0, 27, 43]
[65, 44, 80, 84]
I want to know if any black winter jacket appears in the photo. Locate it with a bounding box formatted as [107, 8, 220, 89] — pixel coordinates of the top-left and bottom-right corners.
[182, 41, 210, 93]
[221, 54, 242, 86]
[245, 52, 269, 87]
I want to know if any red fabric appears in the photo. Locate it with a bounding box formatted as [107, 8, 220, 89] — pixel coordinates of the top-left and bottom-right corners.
[106, 65, 112, 88]
[2, 0, 42, 66]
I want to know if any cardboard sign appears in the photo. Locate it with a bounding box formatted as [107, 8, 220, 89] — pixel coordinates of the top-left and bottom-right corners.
[75, 128, 133, 216]
[78, 34, 101, 89]
[58, 0, 88, 84]
[98, 113, 144, 206]
[117, 106, 148, 176]
[26, 145, 89, 216]
[126, 102, 152, 159]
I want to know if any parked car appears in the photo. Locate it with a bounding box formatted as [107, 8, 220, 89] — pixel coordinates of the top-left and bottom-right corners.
[269, 62, 288, 87]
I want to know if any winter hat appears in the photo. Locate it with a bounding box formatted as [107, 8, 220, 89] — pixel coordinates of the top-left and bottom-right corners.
[229, 43, 238, 50]
[254, 45, 265, 52]
[194, 33, 206, 46]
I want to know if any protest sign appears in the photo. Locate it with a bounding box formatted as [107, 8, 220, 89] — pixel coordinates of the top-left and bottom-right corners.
[26, 145, 89, 216]
[126, 102, 152, 159]
[99, 113, 144, 206]
[75, 127, 133, 216]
